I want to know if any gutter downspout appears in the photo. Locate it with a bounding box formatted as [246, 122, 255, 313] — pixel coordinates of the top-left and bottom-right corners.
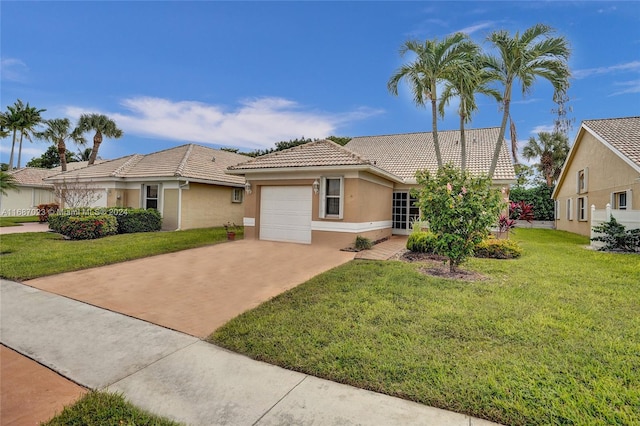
[177, 181, 190, 230]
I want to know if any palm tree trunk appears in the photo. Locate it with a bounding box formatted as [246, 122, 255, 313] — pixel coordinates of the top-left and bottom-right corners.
[17, 131, 24, 169]
[58, 139, 67, 172]
[88, 132, 102, 165]
[488, 87, 512, 179]
[460, 112, 467, 172]
[8, 131, 17, 170]
[431, 97, 443, 169]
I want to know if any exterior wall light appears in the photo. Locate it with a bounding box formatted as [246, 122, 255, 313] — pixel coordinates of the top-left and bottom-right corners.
[245, 181, 252, 194]
[312, 179, 320, 195]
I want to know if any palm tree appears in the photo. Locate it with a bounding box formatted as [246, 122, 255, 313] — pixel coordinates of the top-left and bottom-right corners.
[438, 53, 502, 171]
[77, 147, 93, 161]
[16, 103, 46, 169]
[0, 170, 19, 196]
[0, 112, 10, 139]
[485, 24, 571, 179]
[388, 33, 477, 169]
[5, 99, 26, 170]
[36, 118, 86, 172]
[522, 131, 569, 187]
[77, 114, 123, 165]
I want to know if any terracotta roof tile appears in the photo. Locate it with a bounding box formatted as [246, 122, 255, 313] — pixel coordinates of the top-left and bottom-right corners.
[7, 168, 56, 187]
[583, 116, 640, 167]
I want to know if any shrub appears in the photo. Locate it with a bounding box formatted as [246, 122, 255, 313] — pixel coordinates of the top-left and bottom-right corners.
[57, 215, 118, 240]
[591, 216, 640, 253]
[474, 238, 523, 259]
[509, 200, 534, 222]
[116, 208, 162, 234]
[406, 231, 438, 254]
[355, 235, 373, 250]
[37, 203, 59, 222]
[509, 184, 554, 221]
[498, 214, 516, 233]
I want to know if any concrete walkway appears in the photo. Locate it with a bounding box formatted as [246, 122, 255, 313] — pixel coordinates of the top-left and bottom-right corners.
[1, 279, 498, 425]
[0, 222, 50, 235]
[355, 235, 408, 260]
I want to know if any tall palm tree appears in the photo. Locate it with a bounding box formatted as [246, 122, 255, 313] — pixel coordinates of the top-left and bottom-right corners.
[388, 33, 477, 169]
[77, 147, 93, 161]
[16, 103, 46, 169]
[0, 112, 10, 139]
[522, 131, 569, 187]
[438, 53, 502, 171]
[36, 118, 86, 172]
[5, 99, 25, 170]
[485, 23, 571, 179]
[77, 114, 123, 165]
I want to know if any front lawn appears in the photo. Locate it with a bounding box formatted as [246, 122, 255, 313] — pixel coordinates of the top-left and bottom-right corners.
[0, 227, 243, 280]
[0, 215, 40, 227]
[210, 229, 640, 425]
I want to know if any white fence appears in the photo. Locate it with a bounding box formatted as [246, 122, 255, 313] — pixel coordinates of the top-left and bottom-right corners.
[590, 204, 640, 249]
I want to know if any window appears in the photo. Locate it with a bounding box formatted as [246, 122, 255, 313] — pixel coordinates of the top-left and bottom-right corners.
[145, 184, 159, 210]
[566, 198, 572, 220]
[319, 177, 343, 219]
[613, 191, 627, 210]
[554, 200, 560, 220]
[576, 168, 588, 194]
[232, 188, 243, 203]
[578, 197, 587, 221]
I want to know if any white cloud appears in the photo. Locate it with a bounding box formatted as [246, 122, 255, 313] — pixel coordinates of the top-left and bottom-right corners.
[609, 79, 640, 96]
[65, 97, 383, 150]
[573, 60, 640, 79]
[454, 21, 496, 36]
[530, 124, 555, 135]
[0, 58, 29, 83]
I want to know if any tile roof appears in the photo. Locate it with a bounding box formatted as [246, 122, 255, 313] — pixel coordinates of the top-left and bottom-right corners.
[583, 116, 640, 167]
[228, 139, 375, 170]
[46, 144, 248, 186]
[346, 127, 516, 181]
[7, 168, 57, 187]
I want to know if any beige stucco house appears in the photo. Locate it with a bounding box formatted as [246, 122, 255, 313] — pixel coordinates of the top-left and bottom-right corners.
[227, 128, 516, 248]
[552, 116, 640, 237]
[45, 144, 249, 231]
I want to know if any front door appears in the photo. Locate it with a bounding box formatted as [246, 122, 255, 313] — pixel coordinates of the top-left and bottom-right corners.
[392, 192, 420, 235]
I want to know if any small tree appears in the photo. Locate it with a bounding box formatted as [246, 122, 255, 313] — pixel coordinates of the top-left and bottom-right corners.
[413, 164, 504, 272]
[591, 216, 640, 253]
[53, 178, 104, 208]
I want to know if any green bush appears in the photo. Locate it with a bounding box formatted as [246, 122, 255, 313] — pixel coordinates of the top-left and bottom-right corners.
[509, 184, 555, 221]
[407, 231, 438, 254]
[591, 216, 640, 253]
[36, 203, 59, 222]
[474, 238, 522, 259]
[355, 235, 373, 250]
[57, 215, 118, 240]
[116, 208, 162, 234]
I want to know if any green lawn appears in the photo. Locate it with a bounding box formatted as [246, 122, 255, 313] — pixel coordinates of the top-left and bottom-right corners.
[43, 391, 181, 426]
[210, 229, 640, 425]
[0, 215, 40, 227]
[0, 227, 243, 280]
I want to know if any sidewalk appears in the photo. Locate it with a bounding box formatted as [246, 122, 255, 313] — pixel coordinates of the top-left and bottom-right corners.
[0, 279, 498, 425]
[0, 222, 50, 235]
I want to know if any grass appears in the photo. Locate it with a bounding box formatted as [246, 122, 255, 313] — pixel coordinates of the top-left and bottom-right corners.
[0, 215, 40, 227]
[42, 391, 181, 425]
[210, 229, 640, 425]
[0, 227, 243, 280]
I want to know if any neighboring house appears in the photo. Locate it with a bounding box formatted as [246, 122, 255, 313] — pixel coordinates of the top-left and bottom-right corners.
[552, 116, 640, 237]
[45, 144, 249, 231]
[227, 128, 516, 248]
[0, 161, 96, 215]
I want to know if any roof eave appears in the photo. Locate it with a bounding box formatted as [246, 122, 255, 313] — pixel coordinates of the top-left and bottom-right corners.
[227, 164, 404, 184]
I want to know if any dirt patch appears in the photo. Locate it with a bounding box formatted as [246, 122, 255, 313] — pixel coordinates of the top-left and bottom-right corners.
[394, 249, 486, 282]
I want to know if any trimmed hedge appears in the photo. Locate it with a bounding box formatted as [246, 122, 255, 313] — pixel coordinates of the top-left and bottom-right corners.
[117, 208, 162, 234]
[474, 238, 522, 259]
[57, 215, 118, 240]
[407, 231, 438, 254]
[37, 203, 59, 222]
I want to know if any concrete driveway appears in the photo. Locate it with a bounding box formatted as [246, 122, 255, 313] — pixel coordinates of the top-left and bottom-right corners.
[25, 240, 355, 338]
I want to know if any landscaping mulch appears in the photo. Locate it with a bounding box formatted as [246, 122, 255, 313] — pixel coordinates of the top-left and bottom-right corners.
[394, 249, 486, 281]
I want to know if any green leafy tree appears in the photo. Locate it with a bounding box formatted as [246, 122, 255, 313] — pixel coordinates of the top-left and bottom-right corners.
[485, 24, 571, 178]
[438, 52, 502, 171]
[0, 170, 19, 195]
[26, 145, 79, 169]
[326, 136, 351, 146]
[77, 114, 123, 165]
[388, 33, 477, 169]
[522, 131, 569, 187]
[413, 164, 504, 272]
[36, 118, 86, 171]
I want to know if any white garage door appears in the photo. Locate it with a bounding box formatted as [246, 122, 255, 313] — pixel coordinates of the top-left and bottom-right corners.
[260, 186, 312, 244]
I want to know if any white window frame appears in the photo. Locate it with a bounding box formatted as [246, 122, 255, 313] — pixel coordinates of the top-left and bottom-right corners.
[612, 191, 628, 210]
[576, 168, 588, 194]
[143, 184, 160, 210]
[554, 200, 560, 220]
[566, 198, 573, 220]
[578, 196, 588, 221]
[319, 176, 344, 219]
[232, 188, 244, 203]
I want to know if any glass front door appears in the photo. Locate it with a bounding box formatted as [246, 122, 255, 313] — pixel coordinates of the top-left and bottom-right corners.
[392, 192, 419, 235]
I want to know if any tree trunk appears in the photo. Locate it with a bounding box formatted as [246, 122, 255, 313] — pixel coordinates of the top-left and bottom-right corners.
[88, 132, 102, 165]
[17, 131, 24, 169]
[460, 112, 466, 172]
[431, 97, 443, 169]
[488, 87, 511, 179]
[58, 139, 67, 172]
[8, 130, 17, 170]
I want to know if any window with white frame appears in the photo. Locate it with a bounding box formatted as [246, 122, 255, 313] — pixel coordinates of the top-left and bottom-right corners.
[320, 177, 343, 219]
[566, 198, 572, 220]
[578, 197, 587, 221]
[554, 200, 560, 220]
[232, 188, 243, 203]
[144, 184, 159, 210]
[576, 168, 588, 194]
[613, 191, 627, 210]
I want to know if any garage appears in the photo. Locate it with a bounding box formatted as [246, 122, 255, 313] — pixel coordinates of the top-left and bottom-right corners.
[260, 186, 312, 244]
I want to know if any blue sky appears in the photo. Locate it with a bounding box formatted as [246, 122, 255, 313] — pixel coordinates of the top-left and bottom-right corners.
[1, 1, 639, 164]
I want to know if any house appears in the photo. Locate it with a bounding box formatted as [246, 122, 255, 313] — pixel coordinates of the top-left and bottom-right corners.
[227, 127, 516, 248]
[45, 144, 250, 231]
[0, 161, 96, 216]
[552, 116, 640, 237]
